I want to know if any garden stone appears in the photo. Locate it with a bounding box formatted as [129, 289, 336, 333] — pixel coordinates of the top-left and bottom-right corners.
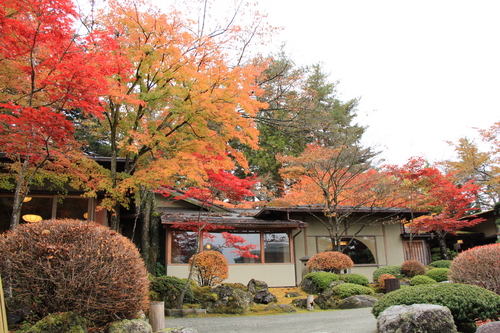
[247, 279, 268, 294]
[377, 304, 457, 333]
[106, 319, 152, 333]
[313, 292, 338, 310]
[158, 327, 198, 333]
[338, 295, 377, 309]
[300, 277, 318, 294]
[284, 292, 302, 298]
[254, 289, 277, 304]
[27, 312, 88, 333]
[201, 284, 253, 314]
[291, 298, 308, 309]
[263, 304, 297, 313]
[476, 322, 500, 333]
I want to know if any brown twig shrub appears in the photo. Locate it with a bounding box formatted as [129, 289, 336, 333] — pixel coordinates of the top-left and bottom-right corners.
[401, 260, 426, 277]
[189, 250, 228, 287]
[448, 243, 500, 294]
[378, 274, 396, 290]
[0, 219, 149, 327]
[306, 251, 354, 274]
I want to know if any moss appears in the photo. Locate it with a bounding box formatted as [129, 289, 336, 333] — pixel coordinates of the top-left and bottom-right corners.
[27, 312, 88, 333]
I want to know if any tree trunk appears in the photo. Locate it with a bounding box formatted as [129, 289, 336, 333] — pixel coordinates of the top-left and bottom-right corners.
[148, 207, 160, 275]
[141, 190, 151, 272]
[10, 159, 29, 230]
[437, 233, 450, 260]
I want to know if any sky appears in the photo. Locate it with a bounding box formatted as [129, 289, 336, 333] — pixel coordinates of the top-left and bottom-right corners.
[259, 0, 500, 166]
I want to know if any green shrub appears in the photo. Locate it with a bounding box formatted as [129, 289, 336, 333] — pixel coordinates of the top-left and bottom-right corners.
[150, 275, 195, 308]
[372, 265, 402, 282]
[410, 275, 438, 286]
[372, 283, 500, 326]
[331, 283, 375, 299]
[449, 243, 500, 294]
[302, 272, 339, 293]
[429, 260, 452, 268]
[401, 260, 426, 277]
[0, 219, 149, 327]
[425, 268, 449, 282]
[338, 273, 369, 286]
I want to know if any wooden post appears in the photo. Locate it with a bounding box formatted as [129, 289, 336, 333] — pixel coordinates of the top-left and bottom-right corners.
[1, 274, 8, 333]
[385, 278, 400, 293]
[149, 301, 165, 332]
[307, 295, 314, 311]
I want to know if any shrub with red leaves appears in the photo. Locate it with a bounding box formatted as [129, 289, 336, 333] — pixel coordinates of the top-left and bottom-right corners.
[189, 250, 228, 287]
[401, 260, 426, 278]
[306, 251, 354, 274]
[0, 219, 149, 327]
[448, 243, 500, 294]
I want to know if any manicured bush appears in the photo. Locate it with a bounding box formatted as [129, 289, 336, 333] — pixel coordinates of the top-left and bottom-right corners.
[331, 283, 375, 299]
[429, 259, 452, 268]
[150, 275, 195, 308]
[338, 273, 369, 286]
[372, 265, 402, 282]
[401, 260, 426, 277]
[306, 251, 354, 274]
[0, 219, 149, 327]
[189, 250, 228, 287]
[378, 274, 396, 290]
[410, 275, 438, 286]
[448, 244, 500, 294]
[425, 268, 449, 282]
[372, 283, 500, 327]
[301, 271, 339, 293]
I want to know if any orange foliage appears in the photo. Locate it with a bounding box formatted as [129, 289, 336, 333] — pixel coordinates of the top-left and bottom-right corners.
[306, 251, 354, 274]
[378, 274, 396, 289]
[189, 250, 229, 287]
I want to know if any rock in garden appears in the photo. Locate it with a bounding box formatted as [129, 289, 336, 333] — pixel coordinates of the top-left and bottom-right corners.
[476, 321, 500, 333]
[158, 327, 198, 333]
[106, 319, 152, 333]
[377, 304, 457, 333]
[263, 304, 296, 313]
[27, 312, 88, 333]
[284, 292, 302, 298]
[254, 289, 277, 304]
[300, 277, 319, 294]
[313, 292, 338, 310]
[247, 279, 269, 294]
[338, 295, 378, 309]
[201, 284, 253, 314]
[291, 298, 308, 309]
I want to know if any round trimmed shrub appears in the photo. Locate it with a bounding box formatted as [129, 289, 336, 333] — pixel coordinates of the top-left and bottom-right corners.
[301, 271, 339, 293]
[378, 274, 396, 290]
[448, 244, 500, 294]
[372, 283, 500, 327]
[372, 265, 402, 282]
[429, 259, 452, 268]
[189, 250, 228, 287]
[425, 268, 449, 282]
[150, 275, 195, 308]
[331, 283, 375, 299]
[306, 251, 354, 274]
[0, 219, 149, 327]
[401, 260, 426, 277]
[410, 275, 438, 286]
[338, 273, 369, 286]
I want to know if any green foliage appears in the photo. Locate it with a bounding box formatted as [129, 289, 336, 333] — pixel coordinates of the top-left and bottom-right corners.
[410, 275, 438, 286]
[306, 251, 354, 274]
[302, 272, 339, 293]
[155, 262, 166, 276]
[338, 273, 369, 286]
[330, 283, 375, 299]
[0, 219, 149, 327]
[372, 265, 402, 282]
[429, 260, 452, 268]
[431, 247, 457, 261]
[425, 268, 450, 282]
[448, 243, 500, 294]
[372, 284, 500, 326]
[401, 260, 426, 277]
[149, 275, 195, 308]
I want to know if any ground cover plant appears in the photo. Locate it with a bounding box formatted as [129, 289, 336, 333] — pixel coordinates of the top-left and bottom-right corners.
[338, 273, 369, 286]
[0, 219, 149, 327]
[330, 283, 375, 298]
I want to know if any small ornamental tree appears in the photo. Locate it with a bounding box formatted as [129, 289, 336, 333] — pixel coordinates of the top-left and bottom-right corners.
[189, 250, 229, 287]
[401, 260, 426, 277]
[306, 251, 354, 274]
[448, 243, 500, 294]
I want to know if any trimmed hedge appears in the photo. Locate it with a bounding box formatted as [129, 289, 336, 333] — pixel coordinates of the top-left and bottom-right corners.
[302, 271, 339, 293]
[338, 273, 369, 286]
[306, 251, 354, 274]
[429, 260, 452, 268]
[372, 265, 402, 282]
[150, 275, 195, 308]
[372, 283, 500, 326]
[425, 268, 449, 282]
[331, 283, 375, 299]
[410, 275, 438, 286]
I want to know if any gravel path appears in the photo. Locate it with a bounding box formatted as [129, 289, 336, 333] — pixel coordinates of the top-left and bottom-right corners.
[164, 307, 377, 333]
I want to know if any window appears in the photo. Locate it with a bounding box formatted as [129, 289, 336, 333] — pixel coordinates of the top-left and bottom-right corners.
[316, 236, 377, 264]
[169, 230, 291, 264]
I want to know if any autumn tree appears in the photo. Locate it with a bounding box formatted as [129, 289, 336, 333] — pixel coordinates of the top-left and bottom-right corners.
[0, 0, 109, 229]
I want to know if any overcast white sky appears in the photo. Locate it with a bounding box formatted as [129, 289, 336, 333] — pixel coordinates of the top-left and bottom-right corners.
[260, 0, 500, 166]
